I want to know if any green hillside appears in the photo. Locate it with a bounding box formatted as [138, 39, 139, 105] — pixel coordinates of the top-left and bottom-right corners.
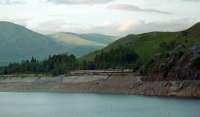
[83, 22, 200, 64]
[0, 21, 67, 65]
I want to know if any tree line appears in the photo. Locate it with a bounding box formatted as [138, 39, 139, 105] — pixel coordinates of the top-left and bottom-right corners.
[0, 54, 78, 75]
[0, 46, 140, 75]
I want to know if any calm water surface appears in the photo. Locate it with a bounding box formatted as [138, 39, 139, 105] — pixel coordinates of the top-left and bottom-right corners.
[0, 92, 199, 117]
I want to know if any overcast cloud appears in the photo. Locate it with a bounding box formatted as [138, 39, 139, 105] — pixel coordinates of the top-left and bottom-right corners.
[0, 0, 25, 4]
[108, 4, 171, 14]
[0, 0, 200, 36]
[47, 0, 114, 4]
[183, 0, 200, 2]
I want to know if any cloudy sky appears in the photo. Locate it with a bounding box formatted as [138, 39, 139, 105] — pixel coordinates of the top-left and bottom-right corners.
[0, 0, 200, 36]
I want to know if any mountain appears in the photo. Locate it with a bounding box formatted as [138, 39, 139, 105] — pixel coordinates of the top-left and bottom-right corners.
[0, 21, 117, 65]
[83, 22, 200, 64]
[48, 32, 117, 57]
[0, 21, 68, 65]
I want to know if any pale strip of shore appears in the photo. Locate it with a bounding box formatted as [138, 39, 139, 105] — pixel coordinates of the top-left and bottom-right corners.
[0, 73, 200, 98]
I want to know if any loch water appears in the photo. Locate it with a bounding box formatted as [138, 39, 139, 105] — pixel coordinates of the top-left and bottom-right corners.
[0, 92, 199, 117]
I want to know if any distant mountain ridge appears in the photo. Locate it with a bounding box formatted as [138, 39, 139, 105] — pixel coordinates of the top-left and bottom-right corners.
[76, 33, 117, 45]
[48, 32, 116, 57]
[50, 32, 116, 45]
[48, 32, 105, 46]
[0, 21, 116, 65]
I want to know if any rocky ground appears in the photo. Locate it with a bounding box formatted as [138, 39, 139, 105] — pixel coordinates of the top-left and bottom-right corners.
[0, 74, 199, 98]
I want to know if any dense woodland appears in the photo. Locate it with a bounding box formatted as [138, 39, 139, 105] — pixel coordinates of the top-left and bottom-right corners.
[91, 46, 139, 69]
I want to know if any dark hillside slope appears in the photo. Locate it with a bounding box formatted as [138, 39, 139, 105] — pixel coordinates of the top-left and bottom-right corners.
[141, 43, 200, 81]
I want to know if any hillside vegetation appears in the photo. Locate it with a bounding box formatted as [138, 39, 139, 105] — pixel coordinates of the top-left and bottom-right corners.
[83, 23, 200, 64]
[81, 22, 200, 80]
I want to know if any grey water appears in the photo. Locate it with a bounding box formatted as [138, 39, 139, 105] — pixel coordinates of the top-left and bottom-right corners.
[0, 92, 200, 117]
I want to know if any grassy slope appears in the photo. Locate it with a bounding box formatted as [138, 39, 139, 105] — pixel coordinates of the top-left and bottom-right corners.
[48, 32, 117, 57]
[77, 33, 117, 45]
[82, 23, 200, 63]
[49, 32, 105, 47]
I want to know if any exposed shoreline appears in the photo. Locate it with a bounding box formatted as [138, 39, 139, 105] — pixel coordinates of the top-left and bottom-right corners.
[0, 74, 200, 98]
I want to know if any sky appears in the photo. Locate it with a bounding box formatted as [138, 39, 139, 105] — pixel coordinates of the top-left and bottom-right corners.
[0, 0, 200, 36]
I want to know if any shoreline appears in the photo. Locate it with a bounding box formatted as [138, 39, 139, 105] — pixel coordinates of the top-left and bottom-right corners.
[0, 90, 200, 100]
[0, 74, 200, 98]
